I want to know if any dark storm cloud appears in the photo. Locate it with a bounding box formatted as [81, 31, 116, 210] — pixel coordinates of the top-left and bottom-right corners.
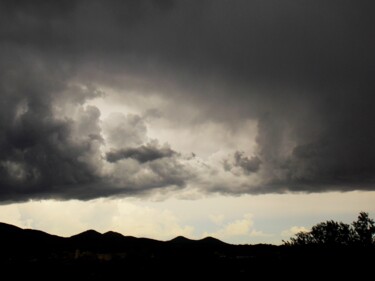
[106, 144, 175, 163]
[0, 49, 103, 202]
[0, 0, 374, 201]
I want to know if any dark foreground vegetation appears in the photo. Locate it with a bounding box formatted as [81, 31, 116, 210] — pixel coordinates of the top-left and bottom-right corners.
[1, 212, 374, 278]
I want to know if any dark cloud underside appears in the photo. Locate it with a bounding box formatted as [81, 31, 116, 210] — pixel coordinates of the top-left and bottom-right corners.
[0, 0, 374, 201]
[106, 145, 175, 163]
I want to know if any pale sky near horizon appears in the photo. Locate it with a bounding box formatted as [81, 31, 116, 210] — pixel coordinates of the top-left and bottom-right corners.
[0, 1, 374, 244]
[1, 191, 374, 244]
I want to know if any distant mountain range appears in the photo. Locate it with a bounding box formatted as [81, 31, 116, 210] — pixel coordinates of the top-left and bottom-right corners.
[0, 222, 231, 253]
[0, 222, 373, 278]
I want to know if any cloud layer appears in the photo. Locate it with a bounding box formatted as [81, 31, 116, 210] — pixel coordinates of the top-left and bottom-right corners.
[0, 0, 374, 201]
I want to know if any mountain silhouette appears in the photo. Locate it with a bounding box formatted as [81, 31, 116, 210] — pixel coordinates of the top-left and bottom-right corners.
[0, 222, 22, 237]
[103, 230, 125, 238]
[71, 229, 102, 239]
[169, 235, 195, 243]
[198, 236, 228, 245]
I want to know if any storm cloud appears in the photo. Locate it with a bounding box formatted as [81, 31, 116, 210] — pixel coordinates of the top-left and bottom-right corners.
[0, 0, 374, 201]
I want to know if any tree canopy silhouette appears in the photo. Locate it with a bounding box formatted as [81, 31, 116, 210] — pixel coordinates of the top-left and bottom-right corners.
[284, 212, 375, 247]
[353, 212, 375, 246]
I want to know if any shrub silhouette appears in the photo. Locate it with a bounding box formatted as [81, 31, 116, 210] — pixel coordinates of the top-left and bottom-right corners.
[285, 212, 375, 246]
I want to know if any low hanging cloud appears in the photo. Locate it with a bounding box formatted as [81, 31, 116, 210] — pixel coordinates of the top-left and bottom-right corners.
[0, 0, 374, 202]
[106, 144, 175, 163]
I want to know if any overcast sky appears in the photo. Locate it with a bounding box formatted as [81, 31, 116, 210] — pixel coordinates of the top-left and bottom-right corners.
[0, 0, 374, 243]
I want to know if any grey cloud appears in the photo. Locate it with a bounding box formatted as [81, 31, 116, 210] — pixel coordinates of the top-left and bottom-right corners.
[252, 108, 375, 193]
[222, 151, 261, 176]
[107, 152, 191, 195]
[233, 152, 261, 174]
[102, 113, 147, 149]
[0, 0, 374, 201]
[106, 144, 175, 163]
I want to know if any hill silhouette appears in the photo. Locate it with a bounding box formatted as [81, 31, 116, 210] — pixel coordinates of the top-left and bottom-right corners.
[0, 222, 374, 278]
[198, 236, 228, 245]
[169, 235, 195, 243]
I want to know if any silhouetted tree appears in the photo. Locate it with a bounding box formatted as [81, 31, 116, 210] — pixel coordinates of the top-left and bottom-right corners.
[286, 230, 314, 246]
[310, 220, 353, 246]
[352, 212, 375, 246]
[285, 212, 374, 247]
